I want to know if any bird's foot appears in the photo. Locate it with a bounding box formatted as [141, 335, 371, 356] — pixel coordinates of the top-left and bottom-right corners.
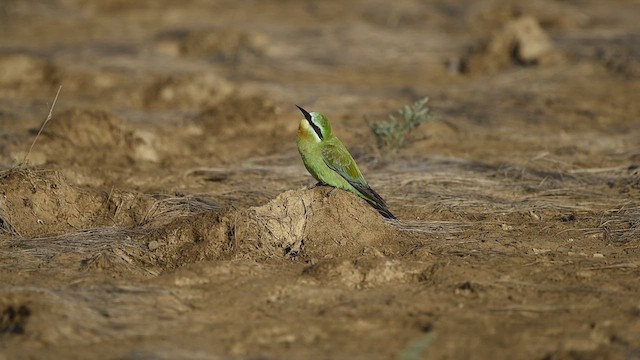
[307, 182, 336, 197]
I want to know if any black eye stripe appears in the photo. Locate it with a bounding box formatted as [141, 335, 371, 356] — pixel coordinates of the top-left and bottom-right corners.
[309, 120, 323, 139]
[296, 105, 323, 140]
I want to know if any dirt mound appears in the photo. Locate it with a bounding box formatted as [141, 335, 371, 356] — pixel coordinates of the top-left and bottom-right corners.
[232, 187, 398, 260]
[1, 184, 401, 271]
[0, 169, 153, 237]
[6, 97, 288, 170]
[141, 187, 399, 268]
[21, 108, 161, 166]
[462, 16, 564, 74]
[45, 108, 127, 149]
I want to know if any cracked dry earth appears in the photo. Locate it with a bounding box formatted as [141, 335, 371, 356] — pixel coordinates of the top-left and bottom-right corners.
[1, 0, 640, 359]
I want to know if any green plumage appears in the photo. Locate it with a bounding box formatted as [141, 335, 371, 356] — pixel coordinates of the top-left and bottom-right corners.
[296, 106, 396, 219]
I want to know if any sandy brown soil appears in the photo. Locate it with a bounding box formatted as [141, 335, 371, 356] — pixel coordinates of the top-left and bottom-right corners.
[1, 0, 639, 359]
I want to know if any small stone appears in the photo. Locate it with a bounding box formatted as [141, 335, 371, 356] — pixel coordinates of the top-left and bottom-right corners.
[528, 210, 540, 220]
[593, 253, 605, 258]
[148, 241, 160, 251]
[533, 248, 552, 255]
[501, 224, 513, 231]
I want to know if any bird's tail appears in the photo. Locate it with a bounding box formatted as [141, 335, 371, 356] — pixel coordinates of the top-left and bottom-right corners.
[372, 202, 397, 220]
[356, 184, 397, 220]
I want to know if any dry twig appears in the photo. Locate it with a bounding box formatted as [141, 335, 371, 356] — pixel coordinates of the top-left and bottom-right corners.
[21, 85, 62, 166]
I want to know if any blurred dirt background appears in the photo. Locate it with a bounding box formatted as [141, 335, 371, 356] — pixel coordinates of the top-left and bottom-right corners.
[1, 0, 639, 359]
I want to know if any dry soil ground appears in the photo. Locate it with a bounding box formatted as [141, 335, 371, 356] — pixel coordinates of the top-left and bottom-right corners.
[0, 0, 639, 359]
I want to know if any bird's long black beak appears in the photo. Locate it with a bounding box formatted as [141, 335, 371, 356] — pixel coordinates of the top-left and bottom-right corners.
[296, 104, 324, 139]
[296, 105, 313, 123]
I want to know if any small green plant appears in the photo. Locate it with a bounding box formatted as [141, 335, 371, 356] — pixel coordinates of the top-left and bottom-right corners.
[368, 97, 435, 153]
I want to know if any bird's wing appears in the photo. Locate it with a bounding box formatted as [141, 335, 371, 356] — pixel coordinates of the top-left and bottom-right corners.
[322, 142, 395, 219]
[321, 141, 367, 187]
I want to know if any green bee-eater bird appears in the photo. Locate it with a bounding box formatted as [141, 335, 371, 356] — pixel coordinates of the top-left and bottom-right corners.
[296, 105, 396, 220]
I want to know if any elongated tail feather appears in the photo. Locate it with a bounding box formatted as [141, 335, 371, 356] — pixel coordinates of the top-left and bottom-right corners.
[351, 182, 397, 220]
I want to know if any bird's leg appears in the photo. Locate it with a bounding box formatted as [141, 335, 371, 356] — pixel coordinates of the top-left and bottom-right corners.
[310, 181, 336, 197]
[305, 181, 320, 190]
